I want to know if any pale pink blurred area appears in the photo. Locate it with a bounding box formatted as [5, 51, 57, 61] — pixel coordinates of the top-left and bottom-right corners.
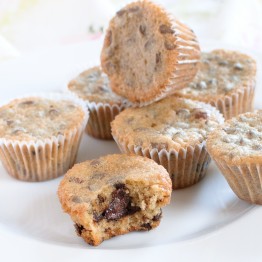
[0, 0, 262, 59]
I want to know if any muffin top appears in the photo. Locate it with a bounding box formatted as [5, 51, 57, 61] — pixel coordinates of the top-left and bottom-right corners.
[111, 96, 223, 151]
[0, 97, 86, 141]
[207, 110, 262, 165]
[68, 66, 127, 105]
[58, 154, 171, 203]
[174, 49, 256, 101]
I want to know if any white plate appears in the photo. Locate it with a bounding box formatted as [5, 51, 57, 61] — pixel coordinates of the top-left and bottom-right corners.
[0, 40, 262, 262]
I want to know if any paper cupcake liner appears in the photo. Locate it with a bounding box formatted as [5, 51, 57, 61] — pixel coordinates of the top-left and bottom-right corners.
[0, 92, 89, 182]
[129, 13, 200, 107]
[209, 79, 255, 120]
[114, 135, 211, 189]
[213, 159, 262, 205]
[86, 101, 129, 139]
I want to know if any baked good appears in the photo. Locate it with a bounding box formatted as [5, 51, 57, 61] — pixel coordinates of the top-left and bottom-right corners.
[101, 0, 200, 105]
[174, 49, 256, 119]
[58, 154, 172, 246]
[0, 93, 88, 181]
[68, 66, 129, 139]
[111, 96, 224, 189]
[207, 110, 262, 204]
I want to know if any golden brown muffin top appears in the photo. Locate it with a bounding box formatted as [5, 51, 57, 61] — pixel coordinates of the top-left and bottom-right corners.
[58, 154, 172, 204]
[68, 66, 127, 105]
[174, 49, 256, 101]
[0, 97, 86, 141]
[207, 110, 262, 165]
[111, 96, 223, 151]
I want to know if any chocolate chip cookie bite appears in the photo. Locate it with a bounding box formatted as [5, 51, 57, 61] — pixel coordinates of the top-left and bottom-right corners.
[58, 154, 172, 246]
[68, 66, 129, 139]
[111, 96, 224, 189]
[207, 110, 262, 204]
[0, 94, 88, 181]
[101, 1, 200, 105]
[174, 50, 256, 120]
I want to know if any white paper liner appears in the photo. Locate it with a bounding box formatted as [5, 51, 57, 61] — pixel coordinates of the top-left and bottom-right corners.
[209, 79, 256, 120]
[213, 159, 262, 205]
[0, 92, 89, 182]
[117, 12, 201, 108]
[113, 136, 210, 189]
[86, 101, 128, 139]
[112, 99, 224, 189]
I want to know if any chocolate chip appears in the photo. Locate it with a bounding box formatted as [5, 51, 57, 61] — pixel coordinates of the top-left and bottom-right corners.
[74, 223, 85, 236]
[139, 24, 146, 35]
[93, 212, 104, 222]
[129, 6, 140, 12]
[144, 38, 155, 50]
[127, 205, 141, 215]
[164, 41, 176, 50]
[90, 159, 101, 166]
[151, 123, 157, 128]
[105, 30, 112, 47]
[19, 100, 34, 106]
[114, 183, 126, 189]
[72, 196, 82, 203]
[159, 24, 174, 34]
[192, 108, 208, 120]
[153, 210, 162, 221]
[104, 187, 130, 220]
[155, 52, 161, 64]
[6, 120, 14, 126]
[48, 109, 59, 118]
[151, 142, 168, 150]
[141, 223, 152, 230]
[116, 9, 126, 16]
[218, 60, 228, 66]
[98, 194, 105, 203]
[68, 177, 84, 184]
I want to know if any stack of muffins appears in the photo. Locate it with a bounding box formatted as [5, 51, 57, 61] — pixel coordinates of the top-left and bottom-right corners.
[0, 1, 259, 246]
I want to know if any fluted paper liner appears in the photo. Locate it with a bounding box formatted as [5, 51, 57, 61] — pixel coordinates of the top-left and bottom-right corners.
[0, 93, 89, 182]
[113, 135, 211, 189]
[207, 79, 255, 120]
[212, 159, 262, 205]
[86, 101, 128, 139]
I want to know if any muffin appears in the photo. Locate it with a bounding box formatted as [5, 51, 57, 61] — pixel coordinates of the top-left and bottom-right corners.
[68, 66, 129, 139]
[174, 49, 256, 120]
[0, 93, 88, 182]
[101, 1, 200, 106]
[207, 110, 262, 204]
[58, 154, 172, 246]
[111, 96, 224, 189]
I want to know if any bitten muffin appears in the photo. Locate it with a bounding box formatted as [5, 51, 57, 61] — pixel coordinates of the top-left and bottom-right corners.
[68, 66, 129, 139]
[111, 96, 224, 189]
[207, 110, 262, 205]
[174, 50, 256, 120]
[101, 1, 200, 105]
[0, 94, 88, 181]
[58, 154, 172, 246]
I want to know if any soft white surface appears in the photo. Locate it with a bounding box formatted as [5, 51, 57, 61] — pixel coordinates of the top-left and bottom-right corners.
[0, 40, 262, 261]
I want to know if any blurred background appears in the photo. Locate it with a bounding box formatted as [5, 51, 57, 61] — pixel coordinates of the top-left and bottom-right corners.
[0, 0, 262, 60]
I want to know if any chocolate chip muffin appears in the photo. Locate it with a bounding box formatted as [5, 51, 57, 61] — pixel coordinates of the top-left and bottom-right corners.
[68, 66, 129, 139]
[207, 110, 262, 204]
[101, 1, 200, 105]
[0, 94, 88, 181]
[111, 96, 224, 189]
[58, 154, 172, 246]
[174, 50, 256, 119]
